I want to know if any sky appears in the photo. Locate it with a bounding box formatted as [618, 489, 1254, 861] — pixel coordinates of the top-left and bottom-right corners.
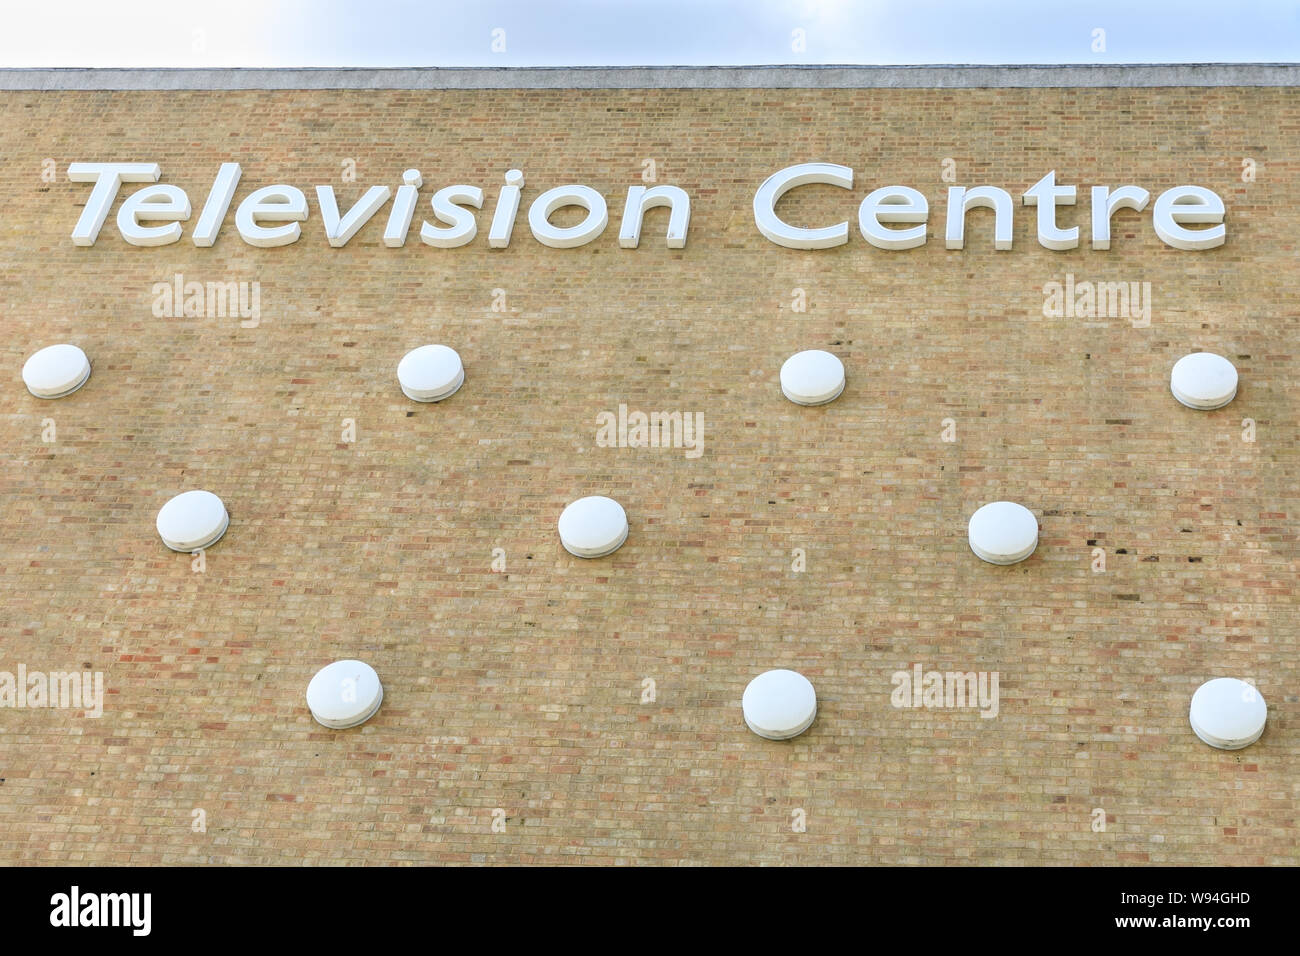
[0, 0, 1297, 68]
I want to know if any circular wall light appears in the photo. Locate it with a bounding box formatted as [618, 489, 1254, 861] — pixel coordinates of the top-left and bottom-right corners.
[968, 501, 1038, 565]
[780, 349, 845, 406]
[156, 490, 229, 552]
[557, 496, 628, 558]
[1170, 352, 1237, 410]
[1189, 677, 1266, 750]
[22, 344, 91, 399]
[397, 345, 464, 402]
[743, 669, 817, 740]
[306, 660, 384, 729]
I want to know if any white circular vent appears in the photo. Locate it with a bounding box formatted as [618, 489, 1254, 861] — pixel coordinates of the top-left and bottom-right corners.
[780, 350, 845, 406]
[742, 669, 817, 740]
[22, 344, 91, 399]
[397, 345, 464, 402]
[968, 501, 1038, 565]
[306, 660, 384, 729]
[155, 490, 229, 552]
[1189, 677, 1266, 750]
[557, 496, 628, 558]
[1170, 352, 1237, 409]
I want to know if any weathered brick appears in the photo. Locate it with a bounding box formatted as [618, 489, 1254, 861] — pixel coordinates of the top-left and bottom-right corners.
[0, 83, 1295, 866]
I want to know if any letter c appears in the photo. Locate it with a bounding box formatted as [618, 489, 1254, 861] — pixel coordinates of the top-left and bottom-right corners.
[753, 162, 853, 249]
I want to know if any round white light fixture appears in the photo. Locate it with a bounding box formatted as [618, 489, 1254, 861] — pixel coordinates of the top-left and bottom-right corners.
[22, 344, 91, 399]
[397, 344, 464, 402]
[968, 501, 1038, 565]
[742, 669, 817, 740]
[557, 496, 628, 558]
[1189, 677, 1266, 750]
[780, 349, 845, 406]
[306, 660, 384, 729]
[1170, 352, 1237, 410]
[155, 490, 229, 552]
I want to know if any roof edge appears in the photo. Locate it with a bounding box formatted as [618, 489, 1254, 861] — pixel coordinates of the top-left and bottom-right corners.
[1, 63, 1298, 91]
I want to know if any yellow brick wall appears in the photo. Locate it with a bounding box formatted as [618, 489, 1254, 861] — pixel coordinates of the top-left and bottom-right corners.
[0, 86, 1295, 864]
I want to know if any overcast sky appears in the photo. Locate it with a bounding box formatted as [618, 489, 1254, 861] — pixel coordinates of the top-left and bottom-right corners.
[2, 0, 1297, 68]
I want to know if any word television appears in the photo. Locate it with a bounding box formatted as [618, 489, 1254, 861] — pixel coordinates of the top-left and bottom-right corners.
[67, 161, 1227, 252]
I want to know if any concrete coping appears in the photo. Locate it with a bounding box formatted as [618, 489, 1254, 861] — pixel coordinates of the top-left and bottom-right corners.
[1, 64, 1298, 91]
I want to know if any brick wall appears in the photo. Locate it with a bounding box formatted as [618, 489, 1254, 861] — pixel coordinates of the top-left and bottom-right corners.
[0, 85, 1295, 864]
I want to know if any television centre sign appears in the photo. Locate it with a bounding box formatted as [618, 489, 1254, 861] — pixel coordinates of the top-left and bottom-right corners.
[67, 161, 1226, 252]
